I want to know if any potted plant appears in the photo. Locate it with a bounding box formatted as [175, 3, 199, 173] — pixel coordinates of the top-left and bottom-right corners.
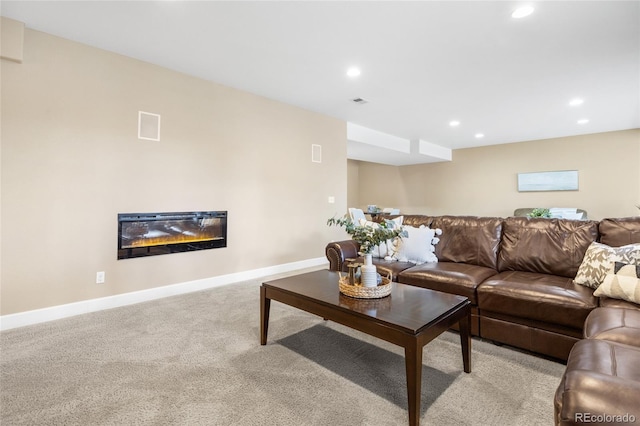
[527, 208, 551, 218]
[327, 215, 406, 286]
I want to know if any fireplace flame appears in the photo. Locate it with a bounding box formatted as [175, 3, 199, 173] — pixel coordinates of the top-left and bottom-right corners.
[123, 234, 223, 249]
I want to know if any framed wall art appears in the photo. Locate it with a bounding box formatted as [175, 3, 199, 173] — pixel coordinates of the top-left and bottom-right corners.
[517, 170, 579, 192]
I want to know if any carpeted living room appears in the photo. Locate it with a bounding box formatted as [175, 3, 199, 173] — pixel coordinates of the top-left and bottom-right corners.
[1, 2, 639, 426]
[1, 269, 565, 425]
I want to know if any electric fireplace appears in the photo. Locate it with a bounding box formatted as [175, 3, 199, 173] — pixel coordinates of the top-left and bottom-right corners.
[118, 211, 227, 259]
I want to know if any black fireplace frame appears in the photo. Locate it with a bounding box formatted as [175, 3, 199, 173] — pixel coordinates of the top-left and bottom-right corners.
[117, 211, 227, 260]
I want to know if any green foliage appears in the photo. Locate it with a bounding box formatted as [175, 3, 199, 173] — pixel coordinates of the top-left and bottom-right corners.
[327, 215, 407, 254]
[527, 208, 551, 218]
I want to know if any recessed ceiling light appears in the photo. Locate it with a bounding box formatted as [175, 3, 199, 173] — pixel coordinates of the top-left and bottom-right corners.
[512, 6, 534, 19]
[346, 67, 361, 78]
[449, 120, 460, 127]
[475, 133, 485, 139]
[569, 98, 584, 106]
[577, 119, 589, 124]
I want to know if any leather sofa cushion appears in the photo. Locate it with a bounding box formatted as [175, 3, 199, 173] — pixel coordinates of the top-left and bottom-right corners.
[584, 307, 640, 346]
[431, 216, 502, 270]
[398, 262, 497, 304]
[498, 217, 598, 278]
[554, 339, 640, 426]
[598, 217, 640, 247]
[478, 271, 597, 329]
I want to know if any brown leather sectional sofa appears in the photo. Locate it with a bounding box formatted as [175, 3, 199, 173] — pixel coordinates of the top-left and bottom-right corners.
[325, 215, 640, 361]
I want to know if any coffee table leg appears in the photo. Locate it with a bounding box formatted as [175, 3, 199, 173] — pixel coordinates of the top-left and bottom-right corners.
[404, 339, 422, 426]
[459, 306, 472, 373]
[260, 286, 270, 345]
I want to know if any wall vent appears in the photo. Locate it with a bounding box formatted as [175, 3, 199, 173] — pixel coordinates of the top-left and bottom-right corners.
[138, 111, 161, 141]
[311, 144, 322, 163]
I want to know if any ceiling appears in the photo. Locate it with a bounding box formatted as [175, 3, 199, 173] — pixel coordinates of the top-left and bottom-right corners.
[2, 1, 639, 165]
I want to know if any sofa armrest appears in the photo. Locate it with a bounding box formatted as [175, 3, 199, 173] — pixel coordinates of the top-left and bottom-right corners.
[325, 240, 359, 271]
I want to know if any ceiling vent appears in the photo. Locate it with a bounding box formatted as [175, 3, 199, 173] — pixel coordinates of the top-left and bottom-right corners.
[351, 97, 369, 105]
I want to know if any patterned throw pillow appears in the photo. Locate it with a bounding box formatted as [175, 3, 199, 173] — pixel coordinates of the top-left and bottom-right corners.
[594, 262, 640, 304]
[574, 242, 640, 288]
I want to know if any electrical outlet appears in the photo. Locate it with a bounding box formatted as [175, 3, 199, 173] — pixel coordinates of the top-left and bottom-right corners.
[96, 271, 105, 284]
[328, 196, 335, 204]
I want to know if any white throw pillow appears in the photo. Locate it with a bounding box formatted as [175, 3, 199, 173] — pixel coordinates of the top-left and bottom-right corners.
[393, 225, 438, 265]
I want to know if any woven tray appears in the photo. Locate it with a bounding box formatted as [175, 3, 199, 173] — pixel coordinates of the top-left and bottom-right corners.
[339, 292, 392, 312]
[339, 276, 392, 299]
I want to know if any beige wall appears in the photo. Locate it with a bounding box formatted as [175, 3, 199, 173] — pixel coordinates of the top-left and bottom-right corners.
[352, 129, 640, 220]
[346, 159, 360, 210]
[1, 28, 348, 315]
[0, 17, 24, 63]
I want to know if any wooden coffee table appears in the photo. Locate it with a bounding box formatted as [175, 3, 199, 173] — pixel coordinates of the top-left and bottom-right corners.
[260, 270, 471, 426]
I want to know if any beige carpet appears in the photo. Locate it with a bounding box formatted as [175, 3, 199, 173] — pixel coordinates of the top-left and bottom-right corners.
[0, 271, 565, 425]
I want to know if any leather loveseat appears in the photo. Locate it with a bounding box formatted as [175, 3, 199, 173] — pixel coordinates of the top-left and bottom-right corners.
[325, 215, 640, 361]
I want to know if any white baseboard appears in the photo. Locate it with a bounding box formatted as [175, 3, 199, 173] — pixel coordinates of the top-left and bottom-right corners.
[0, 257, 328, 331]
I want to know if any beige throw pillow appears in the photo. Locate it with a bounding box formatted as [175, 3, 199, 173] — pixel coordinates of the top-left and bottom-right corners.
[594, 262, 640, 305]
[574, 242, 640, 289]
